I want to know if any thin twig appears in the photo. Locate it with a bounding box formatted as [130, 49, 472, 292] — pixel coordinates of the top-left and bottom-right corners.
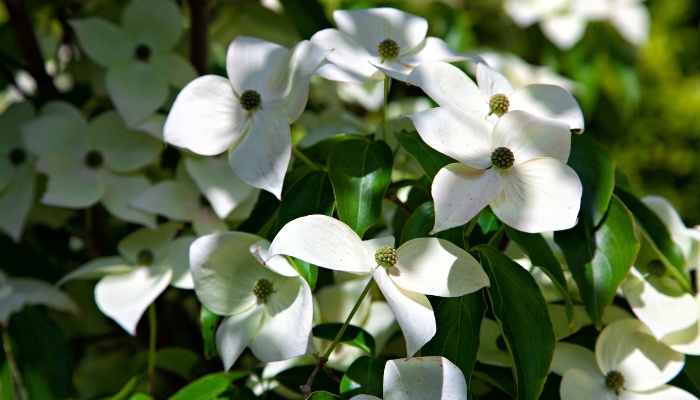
[188, 0, 209, 75]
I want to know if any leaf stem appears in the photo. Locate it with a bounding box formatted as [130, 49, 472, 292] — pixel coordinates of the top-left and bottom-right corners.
[146, 303, 157, 394]
[382, 75, 390, 142]
[292, 145, 320, 171]
[2, 326, 30, 400]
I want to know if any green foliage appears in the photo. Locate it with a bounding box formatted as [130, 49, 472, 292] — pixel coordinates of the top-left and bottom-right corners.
[339, 356, 385, 399]
[312, 323, 376, 356]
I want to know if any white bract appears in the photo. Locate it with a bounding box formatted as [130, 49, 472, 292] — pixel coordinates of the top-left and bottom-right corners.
[1, 269, 78, 325]
[266, 215, 490, 356]
[311, 7, 475, 83]
[551, 319, 695, 400]
[57, 222, 194, 335]
[476, 51, 578, 93]
[164, 36, 327, 199]
[70, 0, 196, 125]
[21, 101, 161, 227]
[406, 96, 582, 233]
[190, 231, 313, 370]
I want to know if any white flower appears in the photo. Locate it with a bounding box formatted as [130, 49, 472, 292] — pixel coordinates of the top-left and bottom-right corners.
[350, 356, 468, 400]
[266, 215, 490, 356]
[57, 222, 194, 335]
[551, 319, 695, 400]
[21, 101, 161, 226]
[311, 7, 475, 83]
[476, 51, 578, 93]
[70, 0, 197, 125]
[406, 96, 582, 233]
[189, 231, 313, 370]
[1, 269, 78, 325]
[164, 36, 327, 199]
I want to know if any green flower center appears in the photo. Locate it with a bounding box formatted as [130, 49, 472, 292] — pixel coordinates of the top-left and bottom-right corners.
[491, 147, 514, 169]
[377, 39, 400, 61]
[375, 246, 398, 268]
[252, 279, 274, 300]
[605, 370, 625, 392]
[137, 249, 154, 266]
[9, 148, 26, 166]
[135, 44, 151, 61]
[489, 93, 509, 116]
[648, 259, 666, 276]
[239, 90, 261, 111]
[84, 150, 104, 169]
[496, 335, 508, 352]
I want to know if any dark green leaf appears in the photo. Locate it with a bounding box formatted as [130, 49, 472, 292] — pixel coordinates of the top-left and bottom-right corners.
[275, 365, 342, 395]
[312, 323, 376, 356]
[308, 392, 341, 400]
[156, 348, 199, 381]
[289, 256, 318, 291]
[110, 375, 144, 400]
[568, 135, 615, 228]
[400, 201, 464, 248]
[472, 362, 517, 399]
[329, 139, 393, 237]
[273, 170, 335, 237]
[279, 0, 331, 39]
[670, 355, 700, 397]
[396, 129, 456, 180]
[301, 134, 365, 166]
[339, 356, 385, 399]
[168, 371, 249, 400]
[200, 305, 219, 359]
[554, 195, 639, 328]
[477, 245, 555, 400]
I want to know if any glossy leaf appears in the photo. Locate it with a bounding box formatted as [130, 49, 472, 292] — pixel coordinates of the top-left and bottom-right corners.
[400, 201, 465, 248]
[168, 371, 249, 400]
[273, 170, 335, 237]
[396, 129, 456, 180]
[308, 392, 341, 400]
[477, 245, 555, 400]
[568, 135, 615, 228]
[329, 139, 393, 237]
[339, 356, 385, 399]
[200, 305, 219, 359]
[472, 363, 517, 399]
[554, 195, 639, 328]
[671, 355, 700, 397]
[302, 134, 363, 166]
[289, 256, 318, 291]
[276, 365, 342, 395]
[312, 323, 376, 356]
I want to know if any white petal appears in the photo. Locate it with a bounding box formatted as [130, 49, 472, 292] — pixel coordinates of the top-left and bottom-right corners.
[249, 277, 313, 362]
[663, 321, 700, 355]
[315, 278, 373, 325]
[69, 18, 131, 67]
[131, 113, 166, 140]
[91, 111, 161, 172]
[392, 237, 489, 297]
[267, 215, 374, 274]
[100, 172, 156, 228]
[314, 61, 377, 84]
[383, 357, 468, 400]
[0, 164, 35, 241]
[161, 236, 196, 289]
[57, 256, 133, 286]
[400, 37, 477, 65]
[371, 60, 415, 82]
[551, 342, 600, 378]
[225, 36, 287, 95]
[596, 319, 686, 392]
[642, 196, 693, 259]
[560, 369, 616, 400]
[540, 13, 588, 50]
[431, 164, 503, 233]
[121, 0, 183, 53]
[191, 209, 229, 236]
[406, 106, 492, 168]
[510, 85, 585, 133]
[228, 109, 290, 199]
[476, 63, 515, 99]
[372, 267, 434, 357]
[39, 155, 104, 208]
[216, 306, 265, 370]
[477, 318, 512, 367]
[164, 75, 245, 156]
[363, 236, 396, 258]
[492, 110, 572, 164]
[492, 158, 582, 233]
[253, 240, 299, 278]
[117, 222, 181, 265]
[609, 4, 649, 46]
[11, 278, 78, 315]
[21, 113, 88, 158]
[406, 61, 488, 116]
[150, 53, 198, 88]
[620, 385, 699, 400]
[185, 156, 254, 219]
[95, 266, 172, 335]
[106, 60, 168, 126]
[131, 181, 198, 221]
[310, 29, 378, 82]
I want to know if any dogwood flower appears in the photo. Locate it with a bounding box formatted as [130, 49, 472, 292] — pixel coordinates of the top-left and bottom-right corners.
[311, 7, 476, 83]
[70, 0, 196, 125]
[407, 60, 584, 132]
[551, 319, 695, 399]
[164, 36, 327, 199]
[57, 222, 194, 335]
[266, 215, 490, 356]
[189, 231, 313, 370]
[1, 269, 78, 325]
[350, 356, 468, 400]
[406, 104, 582, 233]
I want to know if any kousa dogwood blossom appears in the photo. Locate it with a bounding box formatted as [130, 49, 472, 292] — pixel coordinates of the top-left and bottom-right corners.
[551, 319, 695, 400]
[476, 51, 578, 93]
[406, 104, 582, 234]
[310, 7, 477, 83]
[1, 269, 78, 325]
[57, 222, 194, 335]
[164, 36, 327, 199]
[189, 231, 313, 370]
[350, 356, 468, 400]
[408, 60, 584, 132]
[70, 0, 196, 126]
[21, 101, 161, 227]
[266, 215, 490, 356]
[0, 102, 36, 241]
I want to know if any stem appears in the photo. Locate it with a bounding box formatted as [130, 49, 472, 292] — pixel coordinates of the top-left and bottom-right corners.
[300, 278, 375, 398]
[381, 75, 390, 142]
[188, 0, 209, 75]
[2, 326, 30, 400]
[146, 304, 157, 394]
[487, 225, 505, 247]
[292, 145, 319, 171]
[464, 216, 480, 247]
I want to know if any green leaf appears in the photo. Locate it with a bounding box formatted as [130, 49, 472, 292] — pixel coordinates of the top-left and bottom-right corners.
[168, 371, 249, 400]
[273, 170, 335, 237]
[312, 323, 376, 356]
[279, 0, 331, 39]
[339, 356, 385, 399]
[275, 365, 342, 394]
[421, 291, 487, 392]
[472, 363, 517, 399]
[110, 374, 144, 400]
[289, 256, 318, 291]
[504, 227, 575, 330]
[396, 129, 456, 180]
[568, 135, 615, 228]
[400, 201, 464, 248]
[156, 348, 200, 381]
[477, 210, 500, 235]
[329, 139, 393, 237]
[554, 195, 639, 328]
[671, 355, 700, 397]
[301, 134, 363, 166]
[308, 392, 342, 400]
[477, 245, 555, 400]
[200, 305, 219, 360]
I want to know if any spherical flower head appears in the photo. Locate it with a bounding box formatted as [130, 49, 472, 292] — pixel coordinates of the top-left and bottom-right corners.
[239, 89, 261, 111]
[489, 93, 510, 116]
[378, 39, 400, 61]
[490, 146, 514, 169]
[605, 370, 625, 393]
[375, 246, 398, 268]
[252, 278, 274, 301]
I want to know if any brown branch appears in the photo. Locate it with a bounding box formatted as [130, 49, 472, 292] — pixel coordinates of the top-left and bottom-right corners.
[300, 356, 327, 399]
[188, 0, 209, 75]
